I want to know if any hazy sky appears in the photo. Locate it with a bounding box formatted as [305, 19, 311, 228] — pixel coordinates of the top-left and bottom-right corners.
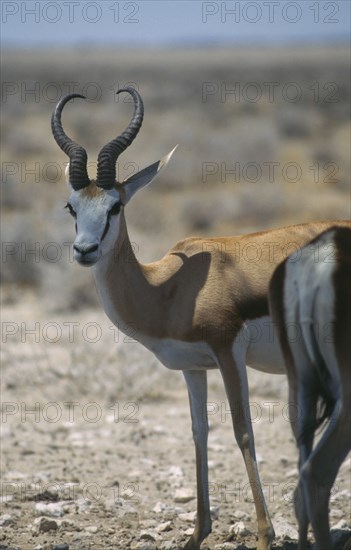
[1, 0, 350, 47]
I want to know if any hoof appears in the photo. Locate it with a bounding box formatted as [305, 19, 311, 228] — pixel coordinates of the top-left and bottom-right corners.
[256, 526, 275, 550]
[183, 535, 200, 550]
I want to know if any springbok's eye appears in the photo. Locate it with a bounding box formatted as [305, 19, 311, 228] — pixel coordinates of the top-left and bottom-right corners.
[65, 203, 77, 218]
[108, 202, 121, 217]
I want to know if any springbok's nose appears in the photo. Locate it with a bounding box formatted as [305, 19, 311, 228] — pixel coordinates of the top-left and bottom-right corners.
[73, 243, 99, 255]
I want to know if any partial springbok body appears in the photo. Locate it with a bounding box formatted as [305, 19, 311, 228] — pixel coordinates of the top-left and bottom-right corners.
[269, 226, 351, 550]
[51, 87, 350, 550]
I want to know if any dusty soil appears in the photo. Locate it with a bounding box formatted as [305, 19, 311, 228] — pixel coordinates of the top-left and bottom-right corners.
[1, 300, 350, 550]
[1, 43, 350, 550]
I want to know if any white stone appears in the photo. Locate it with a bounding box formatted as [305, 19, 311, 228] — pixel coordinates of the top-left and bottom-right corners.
[174, 488, 195, 503]
[140, 530, 158, 541]
[133, 542, 157, 550]
[233, 510, 251, 521]
[178, 511, 196, 523]
[214, 543, 237, 550]
[331, 519, 349, 530]
[160, 542, 178, 550]
[331, 489, 351, 502]
[156, 521, 172, 532]
[330, 508, 344, 519]
[256, 453, 265, 464]
[168, 466, 183, 478]
[153, 501, 167, 513]
[0, 495, 13, 503]
[153, 425, 166, 434]
[85, 525, 99, 533]
[35, 502, 65, 517]
[140, 519, 157, 528]
[0, 514, 13, 527]
[273, 516, 298, 539]
[229, 521, 250, 537]
[76, 498, 92, 513]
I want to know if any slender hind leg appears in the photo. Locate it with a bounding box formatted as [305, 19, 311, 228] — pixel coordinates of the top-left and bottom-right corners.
[295, 380, 318, 550]
[302, 408, 351, 550]
[218, 347, 275, 550]
[287, 338, 318, 550]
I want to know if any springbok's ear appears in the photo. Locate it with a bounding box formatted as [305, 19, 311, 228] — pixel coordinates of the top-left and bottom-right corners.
[121, 145, 178, 204]
[65, 163, 73, 193]
[65, 163, 71, 187]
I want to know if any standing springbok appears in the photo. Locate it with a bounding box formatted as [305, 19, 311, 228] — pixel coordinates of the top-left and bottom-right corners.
[269, 226, 351, 550]
[51, 86, 350, 550]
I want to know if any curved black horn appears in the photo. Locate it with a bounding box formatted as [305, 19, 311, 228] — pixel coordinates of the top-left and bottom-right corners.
[51, 94, 90, 190]
[96, 87, 144, 189]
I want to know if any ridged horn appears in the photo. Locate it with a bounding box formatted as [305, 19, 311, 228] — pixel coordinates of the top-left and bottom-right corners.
[51, 94, 90, 190]
[96, 87, 144, 189]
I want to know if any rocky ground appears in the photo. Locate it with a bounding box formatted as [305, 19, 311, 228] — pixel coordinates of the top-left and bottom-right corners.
[1, 301, 350, 550]
[1, 45, 350, 550]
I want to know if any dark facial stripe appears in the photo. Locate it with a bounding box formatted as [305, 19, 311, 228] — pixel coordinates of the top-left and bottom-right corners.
[101, 202, 121, 241]
[101, 219, 110, 241]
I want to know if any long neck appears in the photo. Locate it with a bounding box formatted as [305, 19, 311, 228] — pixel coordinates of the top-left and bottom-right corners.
[93, 210, 139, 313]
[91, 209, 175, 339]
[112, 208, 140, 275]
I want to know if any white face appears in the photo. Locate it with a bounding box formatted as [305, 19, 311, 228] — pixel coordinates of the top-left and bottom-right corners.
[66, 184, 122, 266]
[63, 146, 177, 266]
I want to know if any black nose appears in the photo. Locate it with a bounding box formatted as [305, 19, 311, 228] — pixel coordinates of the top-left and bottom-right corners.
[73, 243, 99, 255]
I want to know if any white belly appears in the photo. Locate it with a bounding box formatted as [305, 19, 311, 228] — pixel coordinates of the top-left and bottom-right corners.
[238, 317, 285, 374]
[141, 317, 285, 374]
[94, 267, 284, 374]
[142, 336, 218, 371]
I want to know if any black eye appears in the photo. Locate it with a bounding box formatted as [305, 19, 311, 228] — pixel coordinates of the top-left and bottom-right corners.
[108, 202, 121, 217]
[65, 203, 76, 218]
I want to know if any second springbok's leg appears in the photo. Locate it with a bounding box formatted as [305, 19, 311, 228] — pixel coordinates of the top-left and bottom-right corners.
[301, 404, 351, 549]
[289, 351, 319, 550]
[269, 226, 351, 550]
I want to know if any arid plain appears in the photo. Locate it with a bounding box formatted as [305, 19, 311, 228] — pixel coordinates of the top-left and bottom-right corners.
[1, 46, 350, 549]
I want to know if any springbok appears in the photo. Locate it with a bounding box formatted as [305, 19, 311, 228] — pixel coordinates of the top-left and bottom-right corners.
[51, 86, 350, 550]
[269, 226, 351, 550]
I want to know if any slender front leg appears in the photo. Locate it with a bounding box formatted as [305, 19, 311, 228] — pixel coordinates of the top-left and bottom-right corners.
[183, 370, 211, 550]
[217, 347, 275, 550]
